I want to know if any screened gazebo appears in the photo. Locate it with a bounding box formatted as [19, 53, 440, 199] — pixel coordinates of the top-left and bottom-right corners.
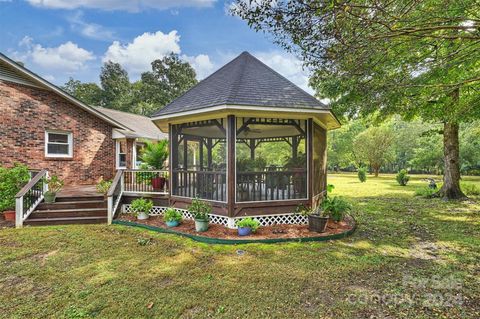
[152, 52, 340, 226]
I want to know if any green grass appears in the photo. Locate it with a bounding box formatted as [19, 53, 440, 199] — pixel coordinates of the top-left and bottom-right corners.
[1, 173, 479, 318]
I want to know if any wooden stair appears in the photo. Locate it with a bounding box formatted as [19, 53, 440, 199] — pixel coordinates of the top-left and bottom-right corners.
[24, 195, 108, 226]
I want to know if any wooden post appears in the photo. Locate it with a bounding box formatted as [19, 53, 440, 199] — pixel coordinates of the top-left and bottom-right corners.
[207, 138, 212, 169]
[249, 138, 255, 160]
[227, 115, 235, 217]
[199, 138, 204, 170]
[292, 136, 298, 160]
[307, 119, 313, 207]
[15, 197, 23, 228]
[170, 124, 178, 199]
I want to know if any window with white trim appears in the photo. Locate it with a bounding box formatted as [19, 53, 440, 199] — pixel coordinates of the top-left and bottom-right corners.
[116, 141, 127, 169]
[45, 131, 73, 158]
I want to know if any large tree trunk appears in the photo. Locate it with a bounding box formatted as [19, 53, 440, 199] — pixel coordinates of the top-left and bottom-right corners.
[437, 121, 466, 199]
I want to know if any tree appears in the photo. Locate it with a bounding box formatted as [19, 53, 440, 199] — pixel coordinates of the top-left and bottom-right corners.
[233, 1, 480, 199]
[328, 120, 366, 170]
[353, 126, 395, 177]
[139, 53, 197, 115]
[100, 61, 132, 111]
[62, 78, 103, 106]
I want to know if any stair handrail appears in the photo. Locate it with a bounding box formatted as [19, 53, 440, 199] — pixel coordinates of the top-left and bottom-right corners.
[15, 169, 48, 228]
[107, 169, 124, 224]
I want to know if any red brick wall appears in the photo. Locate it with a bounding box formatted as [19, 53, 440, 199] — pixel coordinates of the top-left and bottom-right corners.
[0, 80, 115, 185]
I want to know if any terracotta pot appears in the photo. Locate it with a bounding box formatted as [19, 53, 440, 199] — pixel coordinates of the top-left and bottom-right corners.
[151, 176, 166, 191]
[3, 210, 15, 221]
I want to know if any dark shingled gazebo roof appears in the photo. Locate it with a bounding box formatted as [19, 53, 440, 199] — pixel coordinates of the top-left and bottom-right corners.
[152, 51, 328, 117]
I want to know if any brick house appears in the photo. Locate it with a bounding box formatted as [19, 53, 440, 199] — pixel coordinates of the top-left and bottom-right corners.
[0, 52, 166, 185]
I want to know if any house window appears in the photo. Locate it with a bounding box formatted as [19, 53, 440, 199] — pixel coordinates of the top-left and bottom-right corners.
[116, 141, 127, 169]
[45, 131, 73, 158]
[134, 142, 145, 168]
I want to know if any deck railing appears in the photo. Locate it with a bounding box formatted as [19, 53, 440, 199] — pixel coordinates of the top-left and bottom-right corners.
[123, 169, 169, 195]
[15, 169, 48, 228]
[106, 169, 169, 224]
[107, 170, 124, 224]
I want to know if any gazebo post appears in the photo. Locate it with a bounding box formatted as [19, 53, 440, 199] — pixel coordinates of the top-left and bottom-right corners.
[227, 115, 236, 218]
[206, 138, 212, 169]
[307, 118, 313, 207]
[249, 139, 255, 160]
[292, 136, 298, 160]
[199, 138, 204, 170]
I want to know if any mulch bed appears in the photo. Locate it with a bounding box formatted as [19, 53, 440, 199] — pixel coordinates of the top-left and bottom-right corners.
[0, 217, 14, 229]
[118, 214, 355, 240]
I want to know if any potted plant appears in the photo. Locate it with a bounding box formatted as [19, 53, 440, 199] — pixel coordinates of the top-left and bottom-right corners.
[307, 184, 335, 232]
[163, 207, 182, 227]
[131, 198, 153, 220]
[0, 164, 30, 221]
[140, 140, 168, 191]
[321, 196, 352, 223]
[188, 197, 211, 232]
[236, 217, 260, 236]
[43, 175, 64, 203]
[96, 177, 112, 200]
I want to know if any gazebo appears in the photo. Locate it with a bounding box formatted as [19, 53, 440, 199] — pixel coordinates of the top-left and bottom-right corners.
[152, 52, 340, 226]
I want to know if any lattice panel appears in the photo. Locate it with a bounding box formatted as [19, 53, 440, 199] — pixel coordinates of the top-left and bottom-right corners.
[234, 214, 308, 227]
[121, 205, 307, 228]
[122, 205, 229, 226]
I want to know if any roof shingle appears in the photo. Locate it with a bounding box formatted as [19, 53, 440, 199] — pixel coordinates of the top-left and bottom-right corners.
[152, 51, 327, 117]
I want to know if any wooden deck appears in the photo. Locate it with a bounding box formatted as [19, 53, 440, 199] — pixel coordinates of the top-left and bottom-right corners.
[57, 185, 99, 198]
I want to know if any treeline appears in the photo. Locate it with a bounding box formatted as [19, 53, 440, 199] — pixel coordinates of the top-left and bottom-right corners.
[62, 53, 198, 116]
[328, 116, 480, 176]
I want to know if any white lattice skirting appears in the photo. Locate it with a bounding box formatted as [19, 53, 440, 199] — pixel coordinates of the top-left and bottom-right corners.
[121, 204, 308, 229]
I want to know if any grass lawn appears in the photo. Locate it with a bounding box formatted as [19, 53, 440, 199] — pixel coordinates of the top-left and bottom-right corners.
[1, 173, 479, 318]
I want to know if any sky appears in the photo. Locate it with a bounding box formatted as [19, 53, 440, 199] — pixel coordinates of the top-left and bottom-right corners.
[0, 0, 314, 93]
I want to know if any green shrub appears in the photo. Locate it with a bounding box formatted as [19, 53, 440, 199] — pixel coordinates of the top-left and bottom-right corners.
[131, 198, 153, 215]
[96, 177, 112, 195]
[0, 164, 30, 211]
[396, 169, 410, 186]
[461, 182, 480, 196]
[163, 208, 182, 222]
[236, 217, 260, 232]
[357, 167, 367, 183]
[414, 187, 437, 198]
[321, 196, 352, 222]
[188, 197, 211, 220]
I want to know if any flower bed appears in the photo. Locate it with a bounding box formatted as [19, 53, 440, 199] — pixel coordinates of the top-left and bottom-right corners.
[115, 214, 356, 244]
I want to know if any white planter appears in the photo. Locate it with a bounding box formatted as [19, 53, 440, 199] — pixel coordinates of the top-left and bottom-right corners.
[137, 211, 149, 220]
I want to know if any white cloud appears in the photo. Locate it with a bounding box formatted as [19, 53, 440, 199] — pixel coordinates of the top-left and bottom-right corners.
[68, 11, 114, 41]
[27, 0, 216, 12]
[102, 30, 215, 80]
[182, 54, 214, 79]
[103, 31, 181, 77]
[14, 36, 95, 72]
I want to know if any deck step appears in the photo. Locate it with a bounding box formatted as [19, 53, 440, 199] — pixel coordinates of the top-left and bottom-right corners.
[24, 216, 108, 226]
[55, 196, 104, 202]
[37, 200, 106, 210]
[29, 208, 107, 219]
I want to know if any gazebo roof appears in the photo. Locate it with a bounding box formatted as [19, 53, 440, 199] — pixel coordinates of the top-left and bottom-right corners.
[152, 51, 329, 117]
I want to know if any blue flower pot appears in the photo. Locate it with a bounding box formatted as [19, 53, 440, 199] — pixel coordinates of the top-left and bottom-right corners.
[238, 227, 252, 236]
[166, 220, 179, 227]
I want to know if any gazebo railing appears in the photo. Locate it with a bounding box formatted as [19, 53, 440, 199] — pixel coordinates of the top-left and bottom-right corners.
[172, 169, 227, 201]
[237, 169, 307, 202]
